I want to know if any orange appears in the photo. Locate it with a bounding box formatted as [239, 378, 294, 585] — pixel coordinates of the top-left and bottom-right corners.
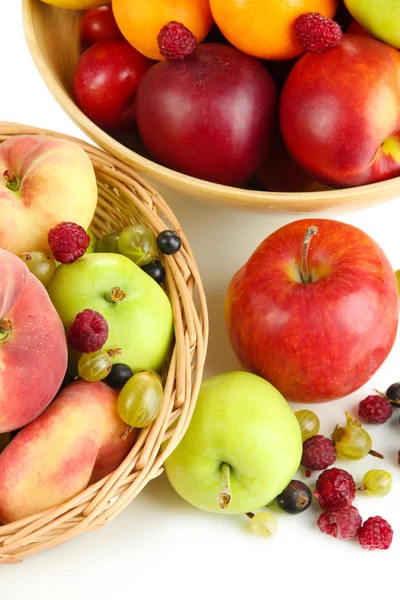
[112, 0, 214, 60]
[209, 0, 339, 61]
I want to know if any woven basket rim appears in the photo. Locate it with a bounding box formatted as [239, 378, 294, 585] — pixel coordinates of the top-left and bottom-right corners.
[0, 122, 208, 564]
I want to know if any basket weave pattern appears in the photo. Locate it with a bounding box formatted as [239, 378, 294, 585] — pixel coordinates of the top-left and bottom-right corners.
[0, 123, 208, 564]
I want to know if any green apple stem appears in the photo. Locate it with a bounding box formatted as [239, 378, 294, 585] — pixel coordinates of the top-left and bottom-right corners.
[300, 225, 318, 284]
[105, 287, 127, 303]
[218, 462, 232, 510]
[3, 170, 21, 192]
[0, 319, 12, 343]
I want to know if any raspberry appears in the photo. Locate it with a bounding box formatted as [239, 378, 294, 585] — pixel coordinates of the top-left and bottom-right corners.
[301, 435, 336, 470]
[358, 394, 393, 424]
[295, 12, 342, 53]
[157, 21, 196, 61]
[318, 506, 362, 540]
[358, 516, 393, 551]
[314, 468, 355, 509]
[68, 309, 109, 353]
[48, 222, 90, 263]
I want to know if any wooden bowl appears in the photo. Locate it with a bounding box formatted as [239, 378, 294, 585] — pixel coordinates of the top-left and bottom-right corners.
[23, 0, 400, 213]
[0, 122, 208, 564]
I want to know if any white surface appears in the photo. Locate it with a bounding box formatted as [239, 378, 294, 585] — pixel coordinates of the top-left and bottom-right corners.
[2, 3, 400, 596]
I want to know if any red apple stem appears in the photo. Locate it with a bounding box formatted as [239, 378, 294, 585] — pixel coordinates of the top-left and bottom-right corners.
[218, 462, 232, 510]
[106, 287, 127, 303]
[3, 170, 21, 192]
[0, 319, 12, 343]
[300, 225, 318, 284]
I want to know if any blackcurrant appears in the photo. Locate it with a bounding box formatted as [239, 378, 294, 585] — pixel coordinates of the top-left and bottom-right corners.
[276, 480, 312, 515]
[105, 363, 134, 390]
[157, 230, 182, 255]
[141, 260, 166, 284]
[386, 383, 400, 407]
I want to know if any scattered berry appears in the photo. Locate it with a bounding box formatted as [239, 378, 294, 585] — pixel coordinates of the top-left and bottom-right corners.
[247, 512, 278, 539]
[105, 363, 134, 390]
[331, 412, 383, 460]
[358, 394, 392, 424]
[157, 230, 182, 255]
[276, 480, 312, 515]
[295, 12, 342, 53]
[314, 468, 355, 510]
[142, 260, 166, 284]
[358, 516, 393, 551]
[295, 409, 320, 442]
[301, 435, 336, 470]
[305, 470, 311, 478]
[68, 309, 109, 353]
[48, 222, 90, 263]
[360, 470, 392, 497]
[318, 506, 362, 540]
[157, 21, 196, 61]
[385, 382, 400, 407]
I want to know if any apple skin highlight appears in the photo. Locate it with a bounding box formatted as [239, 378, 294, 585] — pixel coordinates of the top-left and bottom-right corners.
[225, 218, 399, 403]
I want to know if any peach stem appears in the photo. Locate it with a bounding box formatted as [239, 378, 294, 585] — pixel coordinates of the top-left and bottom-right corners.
[3, 170, 20, 192]
[218, 462, 232, 510]
[300, 226, 318, 283]
[0, 319, 12, 343]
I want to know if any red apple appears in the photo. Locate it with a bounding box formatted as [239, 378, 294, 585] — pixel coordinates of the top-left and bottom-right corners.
[136, 43, 278, 187]
[225, 219, 399, 403]
[0, 249, 68, 432]
[73, 40, 153, 132]
[280, 35, 400, 188]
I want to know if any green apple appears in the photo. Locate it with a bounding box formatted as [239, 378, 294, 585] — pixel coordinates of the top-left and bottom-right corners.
[344, 0, 400, 48]
[164, 371, 302, 514]
[48, 252, 173, 374]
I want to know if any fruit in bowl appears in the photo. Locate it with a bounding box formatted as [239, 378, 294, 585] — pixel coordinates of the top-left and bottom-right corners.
[280, 35, 400, 188]
[0, 135, 97, 255]
[47, 252, 174, 375]
[344, 0, 400, 49]
[164, 371, 302, 514]
[40, 0, 105, 8]
[0, 249, 67, 433]
[136, 43, 278, 187]
[225, 219, 399, 403]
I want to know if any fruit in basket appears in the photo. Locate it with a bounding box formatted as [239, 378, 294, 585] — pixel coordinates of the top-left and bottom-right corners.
[225, 219, 399, 403]
[118, 370, 163, 428]
[19, 251, 55, 287]
[73, 41, 152, 132]
[97, 230, 120, 253]
[344, 0, 400, 48]
[112, 0, 214, 60]
[80, 5, 123, 47]
[209, 0, 339, 60]
[40, 0, 105, 8]
[0, 135, 97, 255]
[78, 349, 112, 382]
[280, 35, 400, 188]
[0, 380, 135, 523]
[136, 44, 278, 187]
[0, 249, 67, 433]
[118, 224, 157, 266]
[49, 221, 91, 263]
[47, 252, 173, 374]
[163, 371, 302, 514]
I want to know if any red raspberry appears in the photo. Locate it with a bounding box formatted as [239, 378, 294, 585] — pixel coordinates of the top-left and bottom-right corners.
[48, 222, 90, 263]
[157, 21, 196, 60]
[301, 435, 336, 470]
[68, 309, 109, 353]
[296, 12, 342, 53]
[358, 394, 393, 424]
[318, 506, 362, 540]
[314, 468, 355, 509]
[359, 516, 393, 551]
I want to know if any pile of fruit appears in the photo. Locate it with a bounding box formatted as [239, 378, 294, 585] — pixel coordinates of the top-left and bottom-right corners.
[43, 0, 400, 192]
[0, 133, 179, 524]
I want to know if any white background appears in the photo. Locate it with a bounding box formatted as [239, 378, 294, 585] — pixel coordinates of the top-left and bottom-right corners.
[2, 2, 400, 597]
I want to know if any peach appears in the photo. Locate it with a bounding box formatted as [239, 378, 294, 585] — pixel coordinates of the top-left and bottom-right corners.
[0, 249, 68, 433]
[0, 135, 97, 255]
[0, 380, 135, 523]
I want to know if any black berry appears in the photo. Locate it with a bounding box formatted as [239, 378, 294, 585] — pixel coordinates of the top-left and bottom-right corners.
[276, 480, 312, 515]
[157, 230, 182, 255]
[142, 260, 166, 284]
[105, 363, 134, 390]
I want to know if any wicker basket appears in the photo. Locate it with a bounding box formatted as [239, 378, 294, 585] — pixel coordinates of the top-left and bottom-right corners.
[0, 122, 208, 564]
